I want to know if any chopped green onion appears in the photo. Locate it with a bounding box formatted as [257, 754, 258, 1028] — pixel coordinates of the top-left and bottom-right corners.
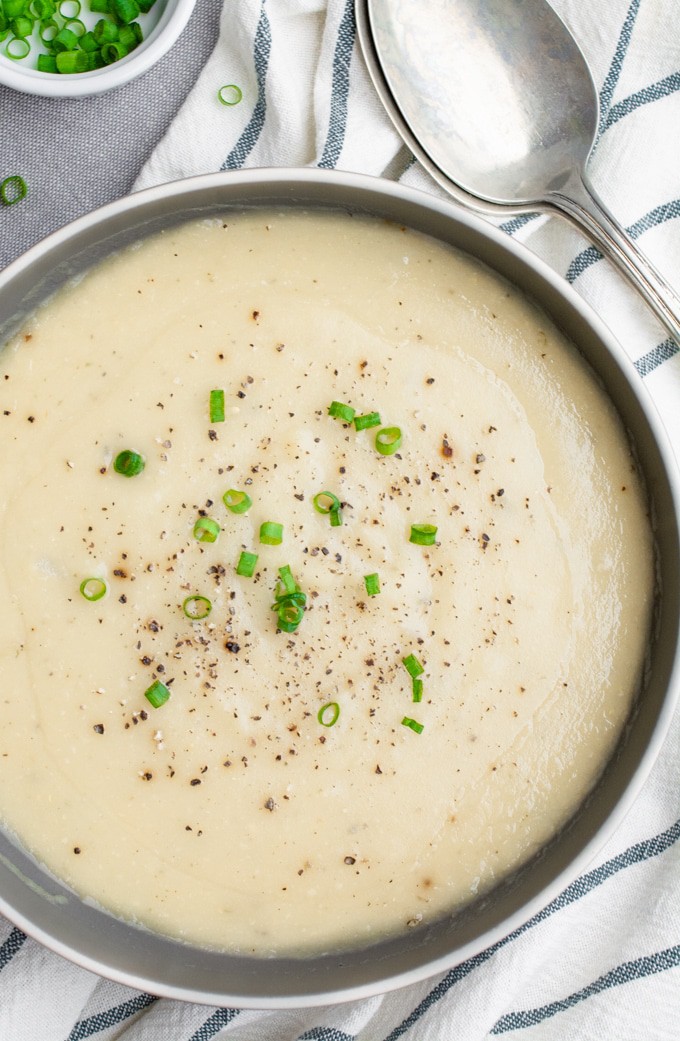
[209, 388, 225, 423]
[93, 16, 117, 42]
[79, 577, 107, 601]
[110, 0, 138, 21]
[318, 702, 340, 727]
[113, 449, 145, 477]
[412, 677, 423, 703]
[278, 564, 297, 595]
[401, 716, 424, 735]
[260, 521, 283, 545]
[58, 0, 80, 15]
[271, 567, 306, 632]
[402, 653, 424, 678]
[236, 550, 258, 577]
[328, 401, 355, 422]
[313, 490, 342, 526]
[64, 17, 85, 35]
[11, 16, 33, 38]
[354, 411, 382, 431]
[5, 35, 30, 57]
[223, 488, 252, 514]
[375, 426, 403, 455]
[56, 47, 88, 70]
[88, 0, 110, 10]
[182, 595, 212, 620]
[3, 0, 26, 17]
[100, 39, 126, 62]
[364, 572, 380, 596]
[30, 0, 56, 17]
[0, 175, 27, 206]
[277, 601, 305, 633]
[193, 516, 220, 543]
[313, 490, 340, 514]
[118, 20, 141, 48]
[37, 52, 57, 70]
[39, 19, 58, 42]
[218, 83, 243, 106]
[144, 679, 171, 709]
[78, 27, 98, 49]
[52, 26, 78, 50]
[409, 523, 438, 546]
[270, 590, 307, 610]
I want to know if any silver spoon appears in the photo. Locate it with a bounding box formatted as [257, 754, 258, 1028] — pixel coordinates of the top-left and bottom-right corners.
[357, 0, 680, 346]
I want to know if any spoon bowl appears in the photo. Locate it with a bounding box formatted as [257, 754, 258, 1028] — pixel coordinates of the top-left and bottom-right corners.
[360, 0, 680, 344]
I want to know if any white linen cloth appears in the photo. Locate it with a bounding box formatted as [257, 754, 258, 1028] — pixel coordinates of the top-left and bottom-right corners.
[2, 0, 680, 1037]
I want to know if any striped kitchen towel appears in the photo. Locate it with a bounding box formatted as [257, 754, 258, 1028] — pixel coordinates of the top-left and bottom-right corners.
[2, 0, 680, 1038]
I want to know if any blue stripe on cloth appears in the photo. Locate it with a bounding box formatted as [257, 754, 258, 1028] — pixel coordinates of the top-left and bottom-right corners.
[634, 337, 678, 375]
[381, 817, 680, 1041]
[221, 0, 272, 171]
[596, 0, 640, 137]
[66, 993, 157, 1041]
[188, 1008, 240, 1041]
[298, 1029, 356, 1041]
[491, 945, 680, 1033]
[604, 71, 680, 131]
[318, 0, 356, 169]
[498, 213, 540, 236]
[565, 198, 680, 284]
[0, 926, 26, 971]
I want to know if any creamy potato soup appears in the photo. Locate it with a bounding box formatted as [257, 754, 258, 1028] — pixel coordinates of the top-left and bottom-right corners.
[0, 210, 654, 955]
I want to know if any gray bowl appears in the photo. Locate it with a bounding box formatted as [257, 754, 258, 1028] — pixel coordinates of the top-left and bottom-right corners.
[0, 169, 678, 1008]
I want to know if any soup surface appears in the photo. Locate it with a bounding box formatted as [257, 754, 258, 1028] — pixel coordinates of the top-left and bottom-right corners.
[0, 210, 654, 954]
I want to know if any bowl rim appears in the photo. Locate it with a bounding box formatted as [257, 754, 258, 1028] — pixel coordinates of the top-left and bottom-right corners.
[0, 167, 679, 1007]
[0, 0, 197, 98]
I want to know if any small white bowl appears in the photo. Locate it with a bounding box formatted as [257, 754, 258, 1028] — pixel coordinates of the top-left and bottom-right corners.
[0, 0, 197, 97]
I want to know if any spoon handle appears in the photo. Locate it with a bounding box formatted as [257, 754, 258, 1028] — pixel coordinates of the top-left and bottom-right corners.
[548, 174, 680, 348]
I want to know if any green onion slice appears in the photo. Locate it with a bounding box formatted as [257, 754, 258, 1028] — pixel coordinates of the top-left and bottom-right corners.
[271, 590, 307, 610]
[5, 36, 30, 58]
[277, 601, 304, 633]
[313, 490, 340, 515]
[412, 677, 423, 703]
[409, 523, 438, 546]
[223, 488, 252, 514]
[56, 48, 89, 71]
[144, 679, 171, 709]
[0, 175, 27, 206]
[37, 53, 58, 71]
[328, 401, 355, 422]
[65, 17, 86, 35]
[182, 595, 212, 620]
[193, 516, 220, 543]
[375, 426, 403, 455]
[236, 550, 258, 577]
[401, 716, 424, 735]
[11, 16, 33, 38]
[209, 388, 225, 423]
[260, 521, 283, 545]
[39, 19, 59, 43]
[113, 449, 145, 477]
[364, 572, 380, 596]
[402, 653, 424, 678]
[79, 577, 107, 602]
[354, 411, 382, 431]
[277, 564, 297, 595]
[318, 701, 340, 727]
[218, 83, 243, 106]
[111, 0, 138, 22]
